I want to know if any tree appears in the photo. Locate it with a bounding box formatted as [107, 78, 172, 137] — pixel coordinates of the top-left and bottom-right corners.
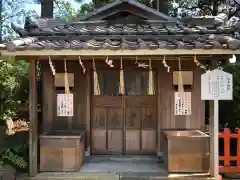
[40, 0, 54, 18]
[0, 0, 37, 41]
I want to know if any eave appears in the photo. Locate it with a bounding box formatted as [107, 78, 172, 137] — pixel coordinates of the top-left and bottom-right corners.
[2, 49, 240, 57]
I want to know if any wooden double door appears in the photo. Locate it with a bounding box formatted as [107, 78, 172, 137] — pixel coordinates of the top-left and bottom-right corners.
[91, 70, 157, 155]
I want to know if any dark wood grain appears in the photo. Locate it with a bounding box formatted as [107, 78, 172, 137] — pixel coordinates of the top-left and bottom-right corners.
[29, 58, 38, 177]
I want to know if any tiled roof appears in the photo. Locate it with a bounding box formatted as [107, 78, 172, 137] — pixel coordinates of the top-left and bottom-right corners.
[2, 16, 240, 51]
[5, 34, 240, 51]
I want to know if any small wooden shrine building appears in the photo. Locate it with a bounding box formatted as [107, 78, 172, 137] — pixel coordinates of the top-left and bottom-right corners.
[0, 0, 240, 179]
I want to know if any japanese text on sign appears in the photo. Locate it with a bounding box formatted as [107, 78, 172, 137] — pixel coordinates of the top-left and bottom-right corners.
[57, 94, 74, 116]
[174, 92, 192, 115]
[201, 69, 233, 100]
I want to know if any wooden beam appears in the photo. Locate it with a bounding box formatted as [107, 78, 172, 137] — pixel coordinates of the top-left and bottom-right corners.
[29, 58, 38, 177]
[2, 49, 240, 56]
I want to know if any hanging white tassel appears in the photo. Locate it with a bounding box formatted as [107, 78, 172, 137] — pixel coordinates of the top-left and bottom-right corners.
[78, 56, 86, 74]
[194, 55, 208, 71]
[48, 56, 56, 76]
[135, 56, 148, 68]
[148, 58, 154, 95]
[105, 56, 114, 67]
[162, 55, 171, 72]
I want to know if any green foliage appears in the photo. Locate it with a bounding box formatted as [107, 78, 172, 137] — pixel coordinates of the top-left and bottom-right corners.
[0, 58, 29, 171]
[0, 131, 28, 170]
[55, 0, 79, 20]
[219, 65, 240, 128]
[0, 58, 29, 124]
[77, 2, 94, 17]
[2, 0, 38, 41]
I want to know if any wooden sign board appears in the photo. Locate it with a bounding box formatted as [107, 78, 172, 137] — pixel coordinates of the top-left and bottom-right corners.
[55, 73, 74, 87]
[173, 71, 193, 85]
[57, 94, 74, 116]
[174, 92, 192, 115]
[201, 69, 233, 100]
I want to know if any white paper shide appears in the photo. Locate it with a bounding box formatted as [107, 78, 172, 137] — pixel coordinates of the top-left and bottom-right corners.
[201, 69, 233, 100]
[57, 94, 74, 116]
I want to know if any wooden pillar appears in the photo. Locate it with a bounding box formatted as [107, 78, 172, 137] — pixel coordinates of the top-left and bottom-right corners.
[157, 67, 161, 156]
[209, 60, 218, 177]
[209, 101, 214, 176]
[29, 59, 38, 177]
[86, 69, 91, 155]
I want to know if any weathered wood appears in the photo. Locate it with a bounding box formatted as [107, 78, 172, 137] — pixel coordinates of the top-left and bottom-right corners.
[157, 67, 161, 156]
[159, 60, 205, 131]
[86, 68, 91, 154]
[29, 58, 38, 177]
[42, 61, 54, 132]
[163, 130, 209, 173]
[91, 70, 157, 155]
[209, 60, 217, 177]
[209, 101, 214, 176]
[39, 131, 85, 172]
[3, 49, 240, 57]
[91, 96, 123, 154]
[39, 59, 209, 159]
[42, 61, 86, 131]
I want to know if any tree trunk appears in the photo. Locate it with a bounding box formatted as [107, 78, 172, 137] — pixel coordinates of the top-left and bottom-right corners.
[212, 0, 218, 16]
[0, 0, 3, 42]
[153, 0, 169, 15]
[41, 0, 53, 18]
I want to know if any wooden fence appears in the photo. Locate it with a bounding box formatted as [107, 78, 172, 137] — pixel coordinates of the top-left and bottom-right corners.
[219, 128, 240, 172]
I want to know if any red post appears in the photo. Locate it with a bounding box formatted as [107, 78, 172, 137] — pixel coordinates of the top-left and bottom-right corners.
[224, 128, 231, 167]
[237, 128, 240, 166]
[219, 128, 240, 173]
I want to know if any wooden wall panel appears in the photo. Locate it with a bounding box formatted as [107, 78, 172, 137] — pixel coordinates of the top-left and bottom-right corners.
[42, 61, 54, 133]
[125, 130, 140, 152]
[158, 61, 205, 130]
[91, 129, 106, 153]
[141, 130, 156, 152]
[41, 61, 87, 132]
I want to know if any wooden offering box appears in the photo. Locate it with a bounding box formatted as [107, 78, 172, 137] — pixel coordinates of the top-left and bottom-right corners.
[162, 130, 210, 173]
[40, 130, 85, 172]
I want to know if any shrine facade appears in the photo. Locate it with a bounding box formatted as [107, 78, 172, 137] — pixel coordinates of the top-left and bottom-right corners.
[1, 0, 240, 179]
